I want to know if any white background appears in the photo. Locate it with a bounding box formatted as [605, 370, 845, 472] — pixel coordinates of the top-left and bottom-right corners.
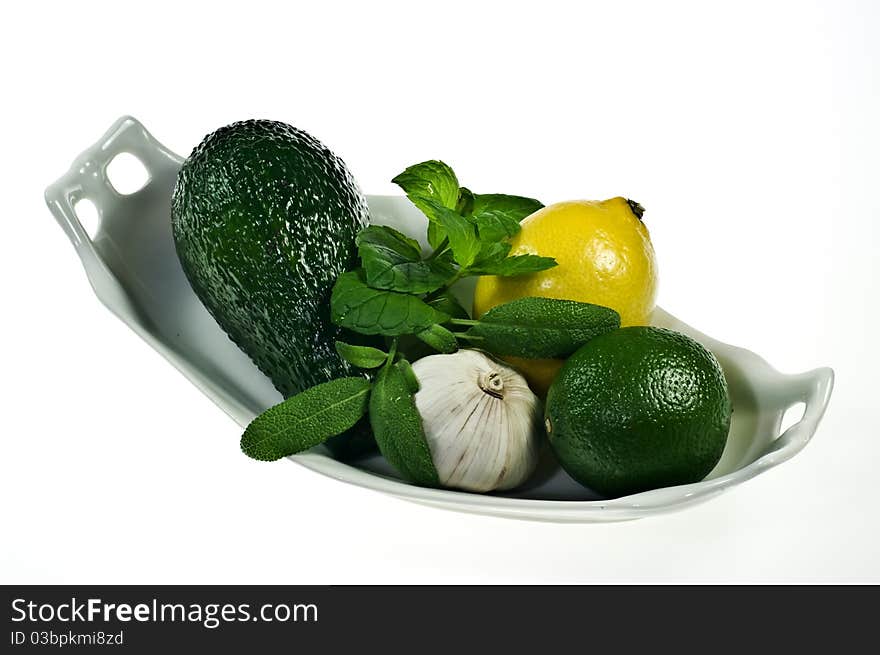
[2, 0, 878, 583]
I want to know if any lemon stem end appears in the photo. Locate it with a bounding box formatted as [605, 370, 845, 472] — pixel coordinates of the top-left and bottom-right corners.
[626, 199, 645, 221]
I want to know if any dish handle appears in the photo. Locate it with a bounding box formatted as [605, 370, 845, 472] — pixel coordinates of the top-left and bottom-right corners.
[44, 115, 181, 250]
[774, 367, 834, 451]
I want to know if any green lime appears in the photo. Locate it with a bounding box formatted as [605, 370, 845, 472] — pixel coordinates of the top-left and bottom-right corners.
[545, 326, 731, 497]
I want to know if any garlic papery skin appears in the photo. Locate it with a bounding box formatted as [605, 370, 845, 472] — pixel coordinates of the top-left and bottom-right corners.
[411, 350, 543, 492]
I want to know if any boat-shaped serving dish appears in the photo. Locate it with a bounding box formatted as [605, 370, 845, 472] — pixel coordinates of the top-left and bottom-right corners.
[45, 116, 834, 522]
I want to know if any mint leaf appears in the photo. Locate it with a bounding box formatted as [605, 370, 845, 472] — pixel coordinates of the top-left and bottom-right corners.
[427, 221, 446, 251]
[356, 225, 449, 293]
[473, 240, 512, 266]
[416, 324, 459, 354]
[469, 195, 543, 243]
[426, 249, 458, 281]
[463, 297, 620, 358]
[472, 209, 523, 242]
[392, 160, 460, 211]
[370, 362, 439, 486]
[472, 194, 543, 221]
[427, 289, 470, 320]
[331, 271, 450, 336]
[241, 377, 371, 461]
[467, 254, 557, 277]
[423, 200, 481, 268]
[456, 186, 475, 216]
[392, 160, 460, 249]
[358, 224, 422, 260]
[335, 341, 388, 369]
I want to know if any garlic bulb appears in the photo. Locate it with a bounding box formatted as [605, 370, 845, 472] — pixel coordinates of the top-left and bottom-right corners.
[411, 350, 542, 492]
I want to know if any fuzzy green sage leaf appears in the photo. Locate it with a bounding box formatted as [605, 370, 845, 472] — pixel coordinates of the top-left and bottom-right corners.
[416, 323, 459, 354]
[396, 358, 421, 393]
[369, 363, 439, 486]
[462, 297, 620, 358]
[241, 377, 371, 461]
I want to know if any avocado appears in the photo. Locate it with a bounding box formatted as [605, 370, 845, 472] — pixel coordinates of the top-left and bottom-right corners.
[171, 120, 374, 458]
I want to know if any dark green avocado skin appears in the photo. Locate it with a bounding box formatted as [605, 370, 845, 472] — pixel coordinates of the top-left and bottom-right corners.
[171, 120, 373, 458]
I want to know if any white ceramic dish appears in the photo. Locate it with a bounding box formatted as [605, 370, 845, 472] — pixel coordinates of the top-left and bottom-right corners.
[45, 116, 834, 523]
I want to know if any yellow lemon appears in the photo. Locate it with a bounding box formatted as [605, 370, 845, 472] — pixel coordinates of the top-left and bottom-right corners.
[473, 197, 658, 395]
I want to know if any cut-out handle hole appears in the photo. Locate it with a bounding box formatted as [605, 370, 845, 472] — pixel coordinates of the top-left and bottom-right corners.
[780, 401, 806, 435]
[74, 198, 100, 239]
[106, 152, 149, 195]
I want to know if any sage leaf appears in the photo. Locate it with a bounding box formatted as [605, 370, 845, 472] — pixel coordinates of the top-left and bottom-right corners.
[241, 377, 371, 461]
[416, 324, 459, 354]
[331, 271, 450, 336]
[397, 358, 421, 393]
[370, 363, 439, 486]
[357, 225, 449, 293]
[465, 297, 620, 358]
[467, 254, 557, 277]
[335, 341, 389, 369]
